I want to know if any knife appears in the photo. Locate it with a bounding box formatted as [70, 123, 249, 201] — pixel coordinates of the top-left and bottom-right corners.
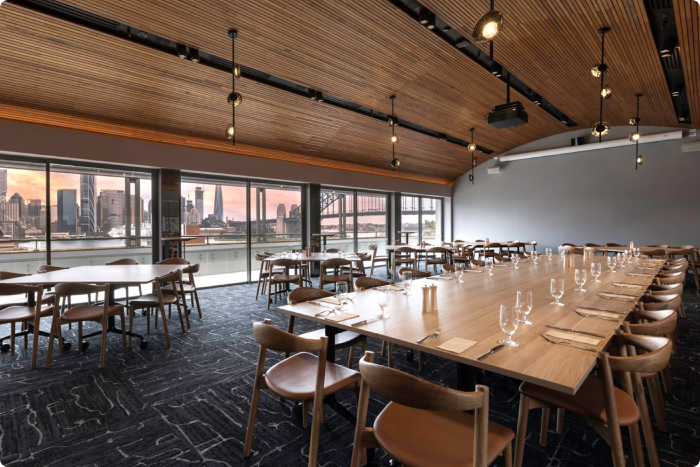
[577, 306, 627, 315]
[476, 344, 505, 361]
[350, 316, 382, 326]
[545, 325, 605, 338]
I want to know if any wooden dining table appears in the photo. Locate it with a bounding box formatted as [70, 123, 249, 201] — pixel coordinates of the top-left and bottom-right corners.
[0, 264, 186, 349]
[277, 255, 664, 395]
[263, 252, 365, 280]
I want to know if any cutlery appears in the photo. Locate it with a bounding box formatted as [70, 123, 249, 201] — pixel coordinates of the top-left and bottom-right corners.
[626, 272, 652, 277]
[476, 344, 505, 361]
[309, 301, 336, 308]
[577, 306, 627, 315]
[541, 334, 597, 352]
[612, 282, 646, 289]
[351, 315, 382, 326]
[545, 325, 605, 338]
[597, 292, 637, 301]
[416, 328, 442, 343]
[574, 310, 621, 322]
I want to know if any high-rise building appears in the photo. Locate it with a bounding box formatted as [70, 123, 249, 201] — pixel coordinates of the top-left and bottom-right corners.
[0, 199, 19, 222]
[148, 199, 152, 222]
[57, 189, 78, 234]
[195, 187, 204, 222]
[80, 174, 96, 233]
[275, 204, 286, 234]
[180, 196, 186, 223]
[186, 199, 194, 213]
[214, 185, 223, 222]
[99, 189, 125, 231]
[27, 199, 42, 217]
[0, 169, 6, 200]
[9, 193, 23, 219]
[186, 207, 201, 224]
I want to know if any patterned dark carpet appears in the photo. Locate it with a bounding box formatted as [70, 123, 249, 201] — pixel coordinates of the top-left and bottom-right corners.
[0, 271, 698, 467]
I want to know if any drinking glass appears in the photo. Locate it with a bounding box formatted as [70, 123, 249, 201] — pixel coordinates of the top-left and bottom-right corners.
[546, 248, 553, 260]
[498, 305, 520, 346]
[377, 287, 390, 319]
[591, 262, 602, 282]
[456, 263, 465, 283]
[616, 252, 623, 267]
[634, 248, 641, 259]
[513, 254, 520, 269]
[402, 270, 413, 295]
[337, 281, 348, 309]
[607, 255, 617, 272]
[574, 269, 587, 292]
[559, 246, 565, 261]
[550, 278, 565, 306]
[516, 291, 533, 325]
[485, 257, 494, 275]
[532, 252, 539, 263]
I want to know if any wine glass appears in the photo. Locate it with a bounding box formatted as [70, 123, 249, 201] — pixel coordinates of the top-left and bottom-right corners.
[516, 291, 533, 325]
[456, 263, 465, 283]
[616, 252, 623, 267]
[377, 287, 390, 319]
[574, 269, 587, 292]
[532, 252, 539, 263]
[402, 270, 413, 295]
[550, 278, 565, 306]
[607, 255, 617, 272]
[591, 262, 602, 282]
[337, 281, 348, 309]
[634, 248, 641, 259]
[546, 248, 553, 260]
[485, 257, 494, 275]
[498, 305, 519, 346]
[559, 246, 565, 261]
[513, 254, 520, 269]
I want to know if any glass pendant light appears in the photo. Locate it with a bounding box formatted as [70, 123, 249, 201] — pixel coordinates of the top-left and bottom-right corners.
[227, 92, 242, 106]
[473, 0, 503, 43]
[468, 142, 477, 151]
[391, 134, 399, 144]
[601, 85, 612, 99]
[590, 27, 610, 142]
[632, 94, 643, 170]
[636, 155, 643, 165]
[389, 96, 400, 170]
[226, 123, 235, 139]
[227, 29, 239, 145]
[469, 128, 476, 185]
[591, 122, 610, 137]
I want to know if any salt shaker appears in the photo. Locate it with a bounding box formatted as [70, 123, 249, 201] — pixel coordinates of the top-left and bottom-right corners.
[422, 286, 431, 313]
[429, 284, 438, 312]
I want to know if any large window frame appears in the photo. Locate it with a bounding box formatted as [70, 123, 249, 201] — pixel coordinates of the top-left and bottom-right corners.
[401, 194, 445, 244]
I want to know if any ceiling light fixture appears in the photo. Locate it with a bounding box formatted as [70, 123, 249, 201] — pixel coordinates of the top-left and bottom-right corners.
[190, 48, 200, 64]
[227, 29, 239, 145]
[418, 9, 436, 29]
[591, 27, 611, 142]
[389, 95, 400, 170]
[176, 43, 188, 60]
[469, 127, 476, 184]
[631, 93, 643, 170]
[473, 0, 503, 43]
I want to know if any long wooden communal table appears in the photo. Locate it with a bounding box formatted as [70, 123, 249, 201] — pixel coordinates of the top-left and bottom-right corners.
[0, 264, 186, 349]
[278, 255, 665, 395]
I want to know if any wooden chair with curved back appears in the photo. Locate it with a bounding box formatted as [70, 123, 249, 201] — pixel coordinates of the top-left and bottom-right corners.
[319, 258, 353, 292]
[266, 258, 303, 309]
[506, 241, 524, 257]
[673, 245, 700, 289]
[46, 283, 127, 368]
[368, 244, 390, 277]
[515, 332, 673, 467]
[355, 277, 392, 290]
[0, 284, 52, 368]
[162, 263, 202, 319]
[398, 267, 430, 278]
[392, 246, 416, 278]
[286, 287, 366, 367]
[157, 257, 189, 265]
[442, 264, 455, 273]
[254, 253, 286, 300]
[351, 351, 514, 467]
[643, 248, 669, 259]
[244, 319, 360, 467]
[470, 259, 485, 268]
[525, 241, 537, 254]
[425, 246, 449, 273]
[648, 243, 671, 248]
[494, 254, 511, 264]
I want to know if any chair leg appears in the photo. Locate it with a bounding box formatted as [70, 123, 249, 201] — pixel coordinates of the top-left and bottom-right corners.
[267, 282, 273, 309]
[381, 340, 387, 357]
[10, 323, 15, 355]
[255, 276, 262, 300]
[78, 321, 83, 353]
[147, 306, 151, 334]
[120, 310, 127, 351]
[99, 319, 108, 368]
[514, 394, 530, 467]
[285, 315, 295, 359]
[193, 290, 202, 319]
[175, 300, 187, 333]
[418, 351, 423, 370]
[628, 422, 645, 467]
[636, 378, 661, 467]
[22, 322, 27, 349]
[502, 442, 513, 467]
[540, 407, 550, 445]
[308, 394, 324, 467]
[128, 306, 134, 348]
[647, 374, 667, 432]
[661, 364, 674, 394]
[387, 343, 394, 368]
[56, 320, 63, 354]
[347, 345, 355, 368]
[556, 408, 565, 434]
[302, 401, 309, 429]
[159, 303, 171, 348]
[243, 377, 263, 458]
[45, 317, 58, 369]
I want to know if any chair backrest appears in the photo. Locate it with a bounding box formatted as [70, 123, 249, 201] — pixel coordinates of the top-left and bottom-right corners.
[609, 332, 672, 374]
[254, 254, 268, 261]
[648, 243, 671, 248]
[644, 248, 668, 258]
[624, 310, 677, 337]
[638, 293, 681, 311]
[253, 320, 325, 353]
[399, 267, 430, 278]
[54, 282, 109, 297]
[157, 257, 189, 265]
[0, 271, 28, 280]
[37, 265, 67, 273]
[325, 248, 340, 253]
[427, 246, 449, 254]
[270, 258, 301, 268]
[442, 264, 455, 272]
[355, 277, 391, 289]
[288, 287, 334, 304]
[321, 258, 352, 268]
[647, 283, 682, 295]
[395, 246, 415, 254]
[106, 258, 138, 265]
[584, 243, 603, 247]
[183, 263, 200, 276]
[358, 352, 489, 466]
[0, 283, 43, 298]
[156, 268, 183, 287]
[561, 243, 581, 247]
[656, 271, 684, 285]
[493, 254, 510, 264]
[605, 243, 625, 247]
[470, 259, 485, 268]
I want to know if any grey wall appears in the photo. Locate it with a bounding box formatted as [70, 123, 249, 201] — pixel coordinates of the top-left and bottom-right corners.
[452, 126, 700, 251]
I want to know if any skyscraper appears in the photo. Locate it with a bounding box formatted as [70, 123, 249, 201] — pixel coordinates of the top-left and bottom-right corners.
[0, 169, 6, 200]
[195, 187, 204, 223]
[27, 199, 42, 217]
[57, 189, 78, 234]
[80, 174, 96, 233]
[214, 185, 223, 222]
[9, 193, 23, 219]
[98, 189, 125, 231]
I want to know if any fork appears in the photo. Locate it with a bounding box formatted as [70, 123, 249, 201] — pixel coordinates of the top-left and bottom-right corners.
[574, 310, 621, 322]
[541, 334, 597, 352]
[416, 328, 441, 343]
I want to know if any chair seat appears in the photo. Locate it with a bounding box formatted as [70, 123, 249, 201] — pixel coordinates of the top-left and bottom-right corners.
[62, 304, 125, 322]
[322, 274, 352, 283]
[264, 352, 360, 401]
[298, 329, 365, 347]
[272, 274, 301, 283]
[0, 304, 54, 323]
[520, 376, 640, 426]
[161, 283, 196, 293]
[395, 258, 415, 263]
[426, 258, 447, 264]
[130, 293, 179, 307]
[373, 402, 515, 467]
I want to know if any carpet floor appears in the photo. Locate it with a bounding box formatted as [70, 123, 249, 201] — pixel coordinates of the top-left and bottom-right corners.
[0, 270, 698, 467]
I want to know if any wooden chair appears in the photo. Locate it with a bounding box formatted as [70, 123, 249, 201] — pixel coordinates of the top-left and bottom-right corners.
[392, 246, 416, 278]
[244, 319, 361, 467]
[286, 288, 366, 367]
[452, 244, 474, 266]
[425, 246, 449, 273]
[162, 263, 202, 319]
[443, 264, 455, 273]
[0, 284, 53, 368]
[670, 246, 699, 289]
[644, 248, 669, 259]
[506, 241, 524, 257]
[267, 259, 303, 309]
[514, 332, 672, 467]
[129, 269, 187, 349]
[494, 254, 511, 264]
[368, 244, 389, 277]
[637, 293, 681, 314]
[646, 283, 685, 317]
[398, 267, 430, 278]
[36, 265, 72, 327]
[157, 257, 189, 265]
[254, 253, 285, 300]
[340, 252, 369, 279]
[524, 241, 537, 254]
[355, 277, 392, 290]
[46, 283, 127, 368]
[351, 351, 514, 467]
[584, 243, 607, 256]
[647, 243, 671, 248]
[319, 258, 353, 292]
[0, 271, 55, 308]
[470, 259, 485, 268]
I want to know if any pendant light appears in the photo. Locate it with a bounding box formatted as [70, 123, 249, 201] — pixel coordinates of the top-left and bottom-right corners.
[473, 0, 503, 43]
[591, 27, 611, 142]
[389, 96, 400, 170]
[226, 29, 240, 145]
[469, 128, 476, 184]
[630, 94, 643, 170]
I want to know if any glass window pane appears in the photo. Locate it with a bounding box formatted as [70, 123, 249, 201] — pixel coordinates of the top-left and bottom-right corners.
[181, 178, 247, 287]
[357, 192, 387, 253]
[400, 195, 419, 245]
[421, 198, 443, 244]
[321, 189, 354, 252]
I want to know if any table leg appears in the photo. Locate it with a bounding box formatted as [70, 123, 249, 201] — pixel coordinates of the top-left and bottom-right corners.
[322, 324, 356, 424]
[457, 362, 477, 391]
[84, 286, 148, 349]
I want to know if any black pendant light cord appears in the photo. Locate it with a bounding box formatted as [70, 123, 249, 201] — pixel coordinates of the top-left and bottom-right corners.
[598, 31, 606, 143]
[232, 31, 236, 146]
[635, 94, 640, 170]
[391, 96, 397, 170]
[470, 127, 475, 185]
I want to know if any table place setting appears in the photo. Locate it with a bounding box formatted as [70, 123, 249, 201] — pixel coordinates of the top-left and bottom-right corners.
[574, 309, 622, 322]
[427, 274, 455, 280]
[323, 312, 360, 322]
[544, 325, 605, 339]
[576, 306, 627, 315]
[540, 334, 597, 352]
[543, 329, 601, 346]
[597, 291, 638, 301]
[436, 337, 477, 354]
[611, 282, 646, 289]
[626, 272, 653, 277]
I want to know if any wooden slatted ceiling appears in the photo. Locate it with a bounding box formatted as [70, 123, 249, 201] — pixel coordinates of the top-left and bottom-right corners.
[674, 0, 699, 125]
[421, 0, 684, 129]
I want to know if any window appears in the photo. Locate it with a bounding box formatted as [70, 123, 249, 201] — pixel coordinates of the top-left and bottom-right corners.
[421, 197, 443, 244]
[401, 195, 444, 245]
[400, 195, 420, 245]
[356, 192, 387, 252]
[321, 189, 354, 252]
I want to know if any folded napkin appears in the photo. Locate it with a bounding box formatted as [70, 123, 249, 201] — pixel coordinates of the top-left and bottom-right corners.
[612, 282, 646, 289]
[597, 292, 637, 301]
[463, 269, 483, 273]
[316, 296, 342, 305]
[324, 312, 360, 322]
[383, 285, 405, 292]
[626, 272, 652, 277]
[437, 337, 477, 354]
[428, 275, 454, 280]
[546, 330, 601, 346]
[575, 308, 622, 319]
[493, 264, 510, 268]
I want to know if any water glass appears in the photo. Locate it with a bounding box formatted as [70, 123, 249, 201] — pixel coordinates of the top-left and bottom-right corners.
[574, 268, 587, 292]
[607, 255, 617, 272]
[337, 281, 348, 309]
[591, 262, 602, 282]
[456, 263, 465, 283]
[402, 270, 413, 295]
[498, 305, 519, 346]
[634, 248, 641, 259]
[485, 257, 494, 275]
[532, 252, 539, 263]
[559, 246, 565, 260]
[550, 278, 565, 306]
[513, 254, 520, 269]
[546, 248, 553, 260]
[516, 291, 533, 325]
[616, 252, 623, 267]
[377, 287, 390, 319]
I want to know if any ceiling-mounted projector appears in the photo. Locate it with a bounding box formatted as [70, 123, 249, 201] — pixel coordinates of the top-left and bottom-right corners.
[487, 101, 528, 129]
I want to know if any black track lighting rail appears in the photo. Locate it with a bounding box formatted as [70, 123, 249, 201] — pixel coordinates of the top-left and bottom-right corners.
[391, 0, 577, 127]
[6, 0, 495, 155]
